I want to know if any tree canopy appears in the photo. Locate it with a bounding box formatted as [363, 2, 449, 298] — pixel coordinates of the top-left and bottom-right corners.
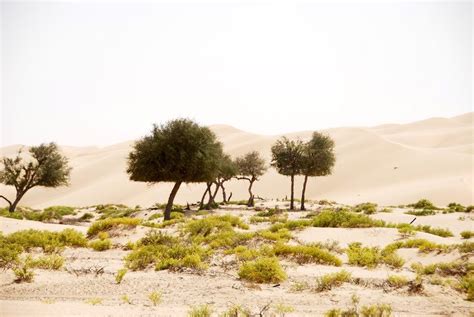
[235, 151, 267, 206]
[126, 118, 223, 220]
[0, 143, 71, 212]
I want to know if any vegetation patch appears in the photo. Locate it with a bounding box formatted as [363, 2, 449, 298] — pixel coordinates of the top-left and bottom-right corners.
[238, 257, 287, 283]
[125, 231, 209, 271]
[346, 243, 382, 268]
[5, 228, 87, 253]
[312, 210, 385, 228]
[187, 304, 213, 317]
[315, 270, 351, 291]
[387, 275, 409, 288]
[408, 199, 438, 210]
[460, 231, 474, 239]
[353, 202, 378, 215]
[273, 243, 342, 266]
[87, 217, 140, 237]
[89, 239, 112, 251]
[405, 209, 436, 216]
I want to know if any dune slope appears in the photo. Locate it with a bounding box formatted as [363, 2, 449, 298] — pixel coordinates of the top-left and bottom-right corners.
[0, 113, 472, 208]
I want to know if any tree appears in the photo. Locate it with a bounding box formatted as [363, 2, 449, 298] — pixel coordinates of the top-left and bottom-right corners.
[127, 119, 223, 220]
[235, 151, 267, 207]
[214, 154, 238, 203]
[0, 143, 71, 212]
[299, 132, 336, 210]
[271, 137, 304, 210]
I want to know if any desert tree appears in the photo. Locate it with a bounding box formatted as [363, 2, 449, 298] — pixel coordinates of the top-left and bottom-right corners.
[0, 143, 71, 212]
[235, 151, 267, 207]
[299, 132, 336, 210]
[271, 137, 304, 210]
[127, 119, 223, 220]
[200, 154, 238, 208]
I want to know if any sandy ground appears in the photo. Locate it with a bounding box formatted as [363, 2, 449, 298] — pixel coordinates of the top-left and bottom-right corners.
[1, 113, 473, 208]
[0, 203, 473, 316]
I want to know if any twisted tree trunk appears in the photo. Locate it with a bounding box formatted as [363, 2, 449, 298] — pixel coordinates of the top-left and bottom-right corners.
[164, 181, 182, 220]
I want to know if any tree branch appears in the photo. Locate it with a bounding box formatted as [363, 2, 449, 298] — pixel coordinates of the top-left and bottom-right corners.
[0, 195, 12, 207]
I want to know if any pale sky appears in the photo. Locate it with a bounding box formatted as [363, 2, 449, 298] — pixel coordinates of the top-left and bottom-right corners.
[1, 1, 472, 146]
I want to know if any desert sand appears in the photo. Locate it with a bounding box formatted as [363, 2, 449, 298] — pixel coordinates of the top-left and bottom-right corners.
[0, 113, 473, 209]
[0, 201, 473, 316]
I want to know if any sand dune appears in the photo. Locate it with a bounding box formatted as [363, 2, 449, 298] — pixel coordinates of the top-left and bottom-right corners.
[0, 113, 472, 208]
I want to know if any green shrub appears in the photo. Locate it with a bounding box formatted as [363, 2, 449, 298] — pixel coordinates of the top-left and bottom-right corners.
[460, 231, 474, 239]
[148, 291, 162, 306]
[79, 213, 94, 221]
[89, 239, 111, 251]
[85, 298, 103, 305]
[353, 202, 378, 215]
[398, 226, 416, 238]
[148, 213, 163, 221]
[466, 206, 474, 213]
[13, 260, 34, 283]
[411, 261, 473, 277]
[0, 240, 22, 269]
[273, 243, 342, 266]
[0, 208, 24, 219]
[185, 215, 248, 238]
[408, 199, 437, 210]
[447, 202, 465, 213]
[458, 241, 474, 253]
[315, 270, 351, 291]
[359, 304, 392, 317]
[125, 232, 208, 271]
[97, 231, 109, 240]
[392, 223, 453, 238]
[312, 210, 385, 228]
[6, 229, 87, 253]
[382, 252, 405, 268]
[405, 209, 436, 216]
[238, 257, 286, 283]
[387, 275, 409, 288]
[258, 229, 292, 242]
[461, 274, 474, 301]
[220, 304, 251, 317]
[87, 217, 140, 237]
[115, 268, 127, 284]
[188, 304, 213, 317]
[31, 254, 64, 270]
[346, 243, 381, 268]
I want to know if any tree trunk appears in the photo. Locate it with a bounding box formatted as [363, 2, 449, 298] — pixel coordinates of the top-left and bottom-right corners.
[300, 175, 308, 211]
[221, 183, 227, 203]
[164, 181, 182, 220]
[247, 180, 254, 207]
[227, 192, 232, 202]
[199, 182, 211, 209]
[7, 191, 25, 213]
[290, 174, 295, 210]
[206, 183, 220, 209]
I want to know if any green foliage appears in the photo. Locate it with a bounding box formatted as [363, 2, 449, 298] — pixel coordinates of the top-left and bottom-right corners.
[312, 210, 385, 228]
[238, 257, 287, 283]
[347, 243, 382, 268]
[447, 202, 465, 212]
[411, 261, 473, 277]
[387, 275, 409, 288]
[405, 209, 436, 216]
[408, 199, 437, 210]
[97, 207, 136, 220]
[85, 298, 103, 305]
[0, 235, 22, 268]
[89, 239, 111, 251]
[31, 254, 64, 270]
[466, 206, 474, 213]
[398, 226, 416, 238]
[460, 231, 474, 239]
[0, 143, 72, 212]
[461, 274, 474, 301]
[127, 119, 223, 184]
[353, 202, 378, 215]
[79, 212, 94, 221]
[188, 304, 213, 317]
[359, 304, 392, 317]
[87, 217, 140, 237]
[0, 208, 23, 219]
[125, 232, 208, 271]
[186, 214, 248, 236]
[315, 270, 351, 291]
[273, 243, 342, 266]
[391, 223, 453, 238]
[115, 268, 127, 284]
[271, 137, 304, 177]
[300, 132, 336, 178]
[219, 304, 251, 317]
[148, 291, 162, 306]
[273, 302, 295, 316]
[5, 228, 87, 253]
[13, 259, 34, 283]
[258, 229, 292, 242]
[458, 241, 474, 253]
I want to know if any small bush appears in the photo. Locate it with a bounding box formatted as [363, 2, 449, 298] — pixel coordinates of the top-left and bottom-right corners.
[387, 275, 409, 288]
[115, 268, 127, 284]
[6, 229, 87, 253]
[185, 215, 248, 238]
[460, 231, 474, 239]
[273, 302, 295, 316]
[89, 239, 111, 251]
[353, 202, 378, 215]
[220, 304, 251, 317]
[79, 213, 94, 221]
[85, 298, 103, 305]
[461, 274, 474, 301]
[447, 202, 465, 213]
[13, 261, 34, 283]
[315, 270, 351, 291]
[312, 210, 385, 228]
[0, 241, 22, 269]
[238, 257, 287, 283]
[273, 243, 342, 266]
[188, 304, 213, 317]
[31, 254, 64, 270]
[148, 291, 162, 306]
[398, 226, 416, 238]
[87, 217, 140, 237]
[347, 243, 381, 268]
[458, 241, 474, 253]
[466, 206, 474, 213]
[408, 199, 437, 210]
[359, 304, 392, 317]
[258, 229, 292, 242]
[405, 209, 436, 216]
